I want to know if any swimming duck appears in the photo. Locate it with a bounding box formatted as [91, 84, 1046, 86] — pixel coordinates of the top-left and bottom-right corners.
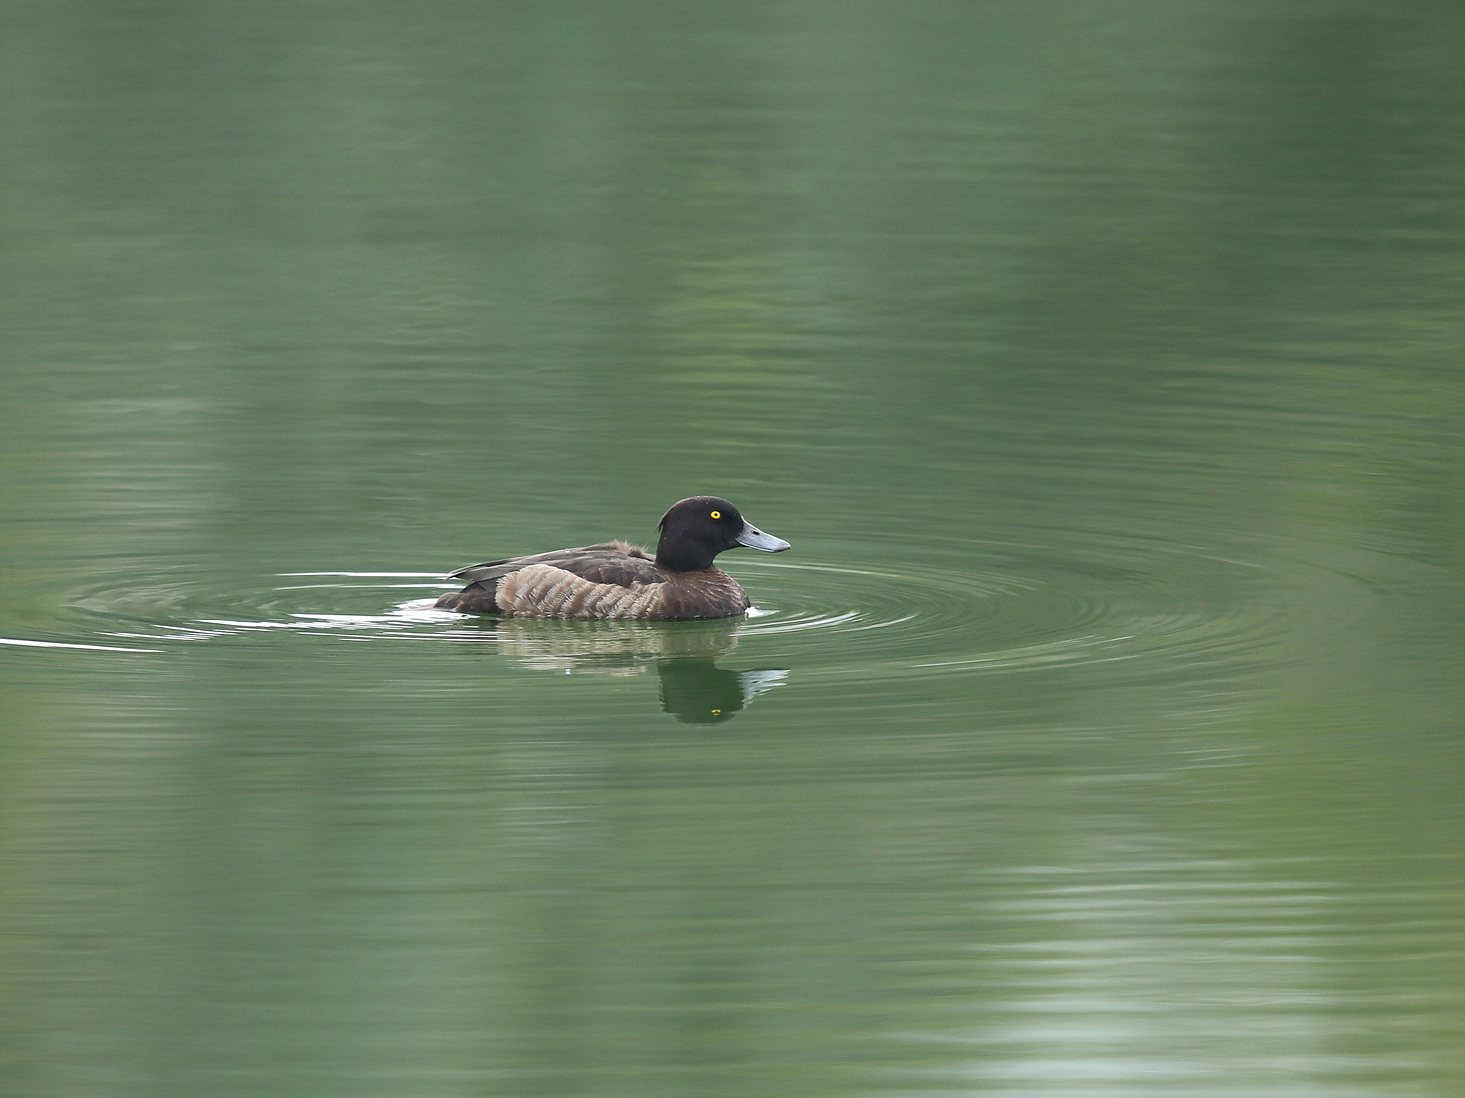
[435, 496, 791, 620]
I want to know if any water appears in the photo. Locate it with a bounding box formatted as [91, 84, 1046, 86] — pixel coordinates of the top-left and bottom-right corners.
[3, 2, 1463, 1095]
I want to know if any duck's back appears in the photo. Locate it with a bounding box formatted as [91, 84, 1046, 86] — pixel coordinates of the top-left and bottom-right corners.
[447, 541, 657, 587]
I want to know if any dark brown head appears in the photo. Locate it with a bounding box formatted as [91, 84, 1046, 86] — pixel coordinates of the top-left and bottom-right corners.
[654, 496, 791, 572]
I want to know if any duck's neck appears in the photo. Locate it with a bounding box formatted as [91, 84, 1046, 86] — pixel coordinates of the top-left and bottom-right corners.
[655, 542, 718, 572]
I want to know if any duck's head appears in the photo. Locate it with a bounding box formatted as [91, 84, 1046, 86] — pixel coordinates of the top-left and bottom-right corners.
[655, 496, 791, 572]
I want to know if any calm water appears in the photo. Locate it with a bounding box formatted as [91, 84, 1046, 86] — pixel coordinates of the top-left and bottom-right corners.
[3, 2, 1463, 1095]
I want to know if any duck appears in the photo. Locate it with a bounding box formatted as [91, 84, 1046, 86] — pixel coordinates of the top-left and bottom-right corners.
[435, 496, 791, 620]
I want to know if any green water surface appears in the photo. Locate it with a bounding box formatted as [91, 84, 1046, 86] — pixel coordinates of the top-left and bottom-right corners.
[2, 3, 1463, 1095]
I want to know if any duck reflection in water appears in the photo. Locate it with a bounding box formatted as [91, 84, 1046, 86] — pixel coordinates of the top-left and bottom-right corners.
[655, 658, 787, 724]
[483, 616, 786, 723]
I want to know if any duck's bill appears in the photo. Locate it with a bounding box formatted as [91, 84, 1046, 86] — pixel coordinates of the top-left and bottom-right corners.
[736, 522, 791, 553]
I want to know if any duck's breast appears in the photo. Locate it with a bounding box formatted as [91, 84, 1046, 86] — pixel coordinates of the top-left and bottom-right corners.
[653, 570, 750, 620]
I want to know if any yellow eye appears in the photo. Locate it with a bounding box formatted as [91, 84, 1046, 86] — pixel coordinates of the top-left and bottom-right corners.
[710, 510, 721, 519]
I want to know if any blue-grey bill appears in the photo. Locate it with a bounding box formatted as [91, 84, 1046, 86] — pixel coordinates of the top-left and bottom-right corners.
[736, 522, 791, 553]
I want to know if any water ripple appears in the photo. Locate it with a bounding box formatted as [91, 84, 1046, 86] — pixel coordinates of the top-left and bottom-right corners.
[0, 533, 1313, 685]
[731, 546, 1287, 680]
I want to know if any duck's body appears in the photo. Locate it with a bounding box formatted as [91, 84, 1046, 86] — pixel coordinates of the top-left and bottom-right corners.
[435, 497, 789, 621]
[435, 539, 754, 620]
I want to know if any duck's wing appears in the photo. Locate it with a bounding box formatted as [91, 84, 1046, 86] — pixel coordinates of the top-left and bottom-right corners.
[447, 542, 658, 587]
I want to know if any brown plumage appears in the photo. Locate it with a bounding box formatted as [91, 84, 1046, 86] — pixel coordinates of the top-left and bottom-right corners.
[435, 497, 790, 620]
